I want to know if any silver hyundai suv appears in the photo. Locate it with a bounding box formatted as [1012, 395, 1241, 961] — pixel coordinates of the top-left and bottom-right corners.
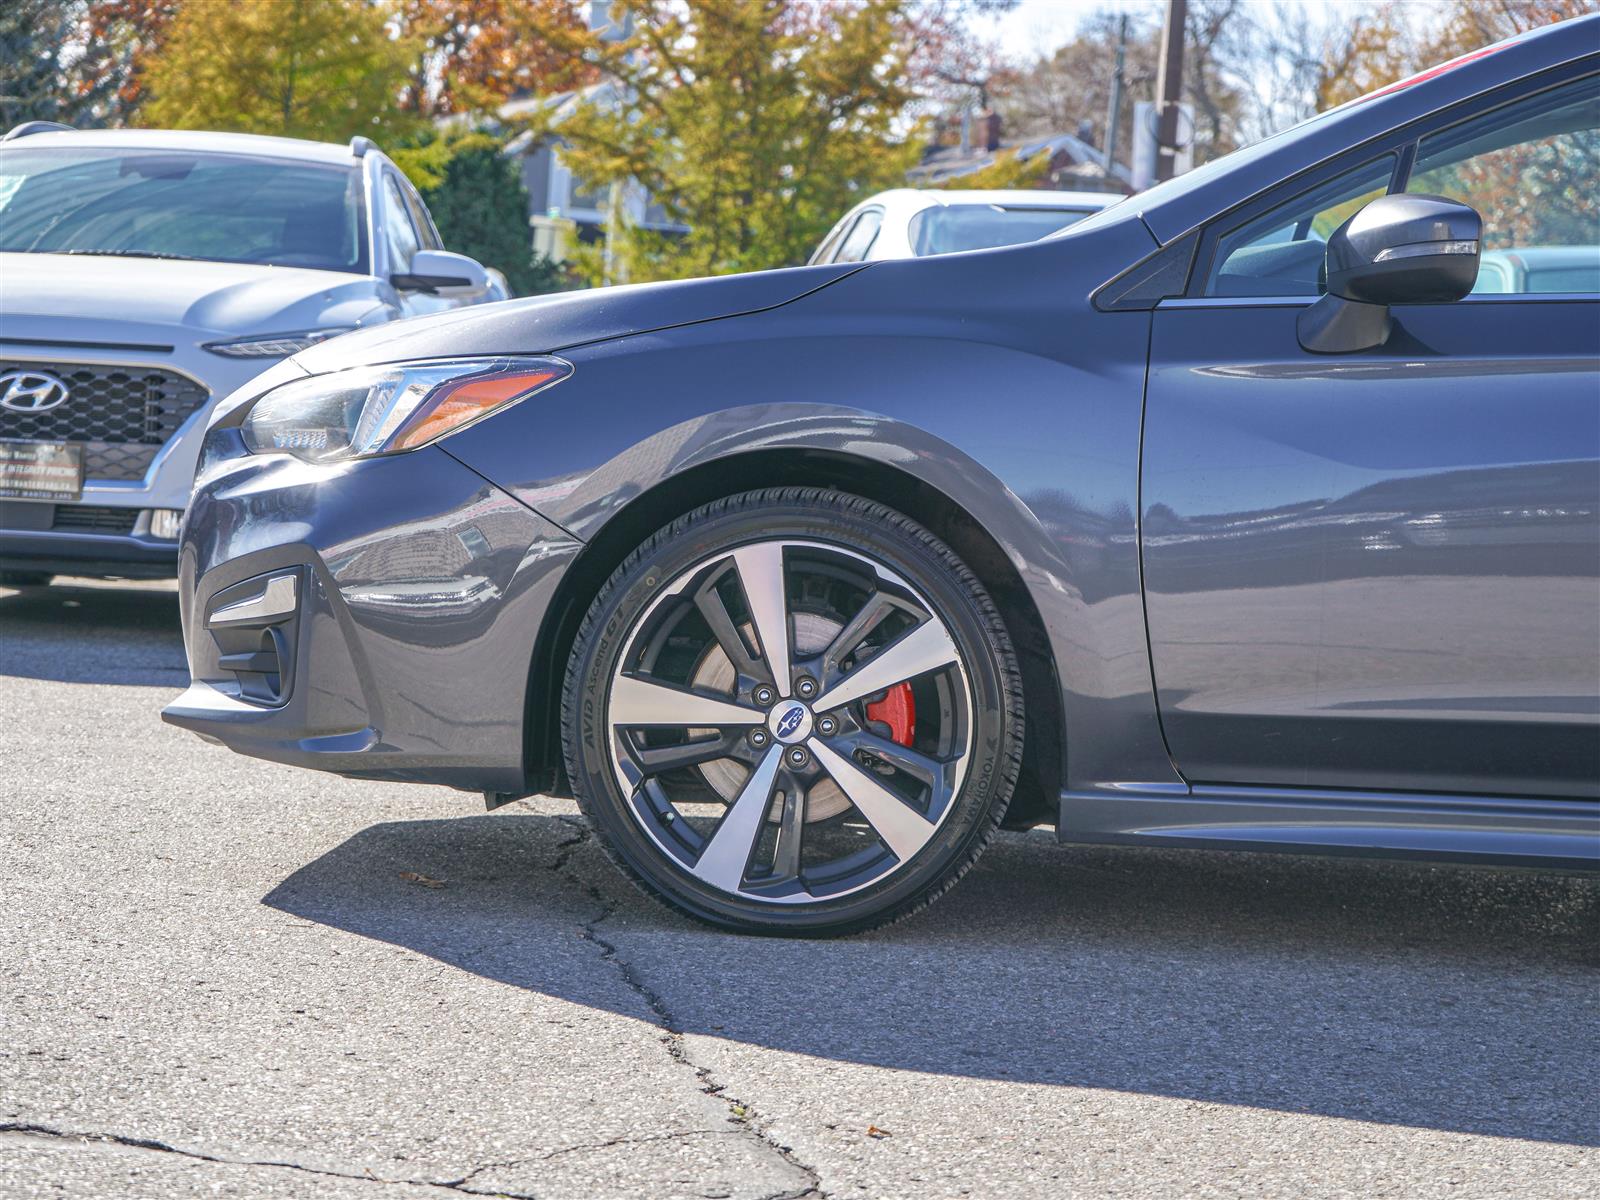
[0, 124, 498, 583]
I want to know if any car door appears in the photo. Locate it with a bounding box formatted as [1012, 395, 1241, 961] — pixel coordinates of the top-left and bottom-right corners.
[1141, 67, 1600, 800]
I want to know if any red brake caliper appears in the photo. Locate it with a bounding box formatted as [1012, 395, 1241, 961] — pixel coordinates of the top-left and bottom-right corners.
[864, 683, 917, 747]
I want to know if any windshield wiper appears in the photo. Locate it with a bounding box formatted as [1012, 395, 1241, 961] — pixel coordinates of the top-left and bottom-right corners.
[58, 249, 207, 262]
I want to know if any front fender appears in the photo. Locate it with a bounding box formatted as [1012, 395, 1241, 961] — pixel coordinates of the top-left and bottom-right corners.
[440, 306, 1182, 796]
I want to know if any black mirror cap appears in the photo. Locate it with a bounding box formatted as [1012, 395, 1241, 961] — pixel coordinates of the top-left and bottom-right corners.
[1326, 193, 1482, 306]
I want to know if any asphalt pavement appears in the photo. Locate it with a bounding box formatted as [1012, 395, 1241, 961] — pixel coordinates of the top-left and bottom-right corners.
[2, 577, 1596, 1199]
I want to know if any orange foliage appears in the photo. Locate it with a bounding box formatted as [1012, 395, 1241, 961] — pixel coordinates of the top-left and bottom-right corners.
[1320, 0, 1596, 111]
[76, 0, 180, 116]
[395, 0, 596, 117]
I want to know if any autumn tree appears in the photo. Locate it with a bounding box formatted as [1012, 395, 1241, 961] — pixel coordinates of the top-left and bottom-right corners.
[528, 0, 923, 283]
[0, 0, 92, 127]
[73, 0, 180, 124]
[996, 5, 1244, 172]
[1317, 0, 1596, 111]
[394, 0, 595, 119]
[142, 0, 421, 143]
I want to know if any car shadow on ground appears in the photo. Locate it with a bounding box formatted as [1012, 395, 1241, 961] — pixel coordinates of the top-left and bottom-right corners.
[265, 810, 1600, 1147]
[0, 580, 187, 687]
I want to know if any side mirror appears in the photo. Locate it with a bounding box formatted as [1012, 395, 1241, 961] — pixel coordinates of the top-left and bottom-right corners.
[392, 249, 490, 298]
[1297, 194, 1481, 354]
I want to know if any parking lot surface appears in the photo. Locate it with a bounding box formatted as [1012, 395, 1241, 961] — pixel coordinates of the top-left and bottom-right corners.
[2, 578, 1596, 1199]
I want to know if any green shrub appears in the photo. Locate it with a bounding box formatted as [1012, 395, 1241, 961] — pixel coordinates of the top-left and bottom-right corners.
[392, 130, 570, 298]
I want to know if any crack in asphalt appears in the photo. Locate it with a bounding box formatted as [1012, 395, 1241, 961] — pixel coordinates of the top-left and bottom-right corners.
[4, 814, 825, 1199]
[551, 816, 828, 1200]
[0, 1122, 540, 1198]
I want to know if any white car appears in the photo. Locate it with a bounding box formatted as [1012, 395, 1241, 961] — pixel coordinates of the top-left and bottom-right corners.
[808, 188, 1120, 265]
[0, 124, 499, 583]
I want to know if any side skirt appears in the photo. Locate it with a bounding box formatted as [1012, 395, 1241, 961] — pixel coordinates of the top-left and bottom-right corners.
[1059, 784, 1600, 869]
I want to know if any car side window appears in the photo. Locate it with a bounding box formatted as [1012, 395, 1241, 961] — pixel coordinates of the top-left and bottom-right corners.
[832, 209, 884, 264]
[1405, 74, 1599, 295]
[810, 214, 854, 264]
[1202, 156, 1396, 297]
[399, 181, 444, 251]
[381, 173, 422, 273]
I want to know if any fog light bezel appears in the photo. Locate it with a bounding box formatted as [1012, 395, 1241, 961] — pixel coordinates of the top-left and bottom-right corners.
[146, 508, 185, 541]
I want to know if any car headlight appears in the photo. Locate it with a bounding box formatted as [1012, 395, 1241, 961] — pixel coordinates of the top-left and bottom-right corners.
[204, 328, 357, 358]
[239, 356, 572, 463]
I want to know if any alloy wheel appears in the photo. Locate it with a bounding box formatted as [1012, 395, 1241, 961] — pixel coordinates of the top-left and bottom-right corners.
[604, 538, 975, 904]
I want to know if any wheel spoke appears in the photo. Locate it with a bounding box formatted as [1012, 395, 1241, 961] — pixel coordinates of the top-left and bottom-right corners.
[694, 746, 783, 891]
[813, 619, 959, 712]
[630, 734, 739, 777]
[694, 578, 763, 679]
[817, 591, 900, 683]
[611, 675, 763, 729]
[828, 727, 944, 788]
[770, 785, 805, 881]
[732, 543, 792, 696]
[809, 737, 938, 862]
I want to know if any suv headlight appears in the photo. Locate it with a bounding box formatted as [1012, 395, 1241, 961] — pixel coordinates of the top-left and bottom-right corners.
[238, 357, 572, 463]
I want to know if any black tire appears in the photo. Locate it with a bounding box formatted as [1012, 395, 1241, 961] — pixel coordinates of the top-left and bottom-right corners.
[0, 570, 51, 588]
[562, 487, 1024, 936]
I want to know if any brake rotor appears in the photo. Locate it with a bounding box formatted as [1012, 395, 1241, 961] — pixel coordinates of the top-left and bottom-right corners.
[692, 613, 851, 821]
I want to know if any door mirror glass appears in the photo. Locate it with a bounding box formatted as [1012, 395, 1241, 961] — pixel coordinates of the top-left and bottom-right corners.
[1298, 194, 1481, 354]
[393, 248, 490, 297]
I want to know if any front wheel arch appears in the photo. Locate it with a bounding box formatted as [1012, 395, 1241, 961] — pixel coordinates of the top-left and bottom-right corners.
[520, 448, 1063, 826]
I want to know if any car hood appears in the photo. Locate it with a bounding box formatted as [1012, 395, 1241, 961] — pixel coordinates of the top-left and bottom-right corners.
[0, 252, 381, 339]
[291, 261, 868, 373]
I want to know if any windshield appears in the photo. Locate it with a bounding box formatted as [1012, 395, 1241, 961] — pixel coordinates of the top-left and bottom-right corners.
[0, 147, 367, 273]
[910, 204, 1098, 256]
[915, 203, 1100, 254]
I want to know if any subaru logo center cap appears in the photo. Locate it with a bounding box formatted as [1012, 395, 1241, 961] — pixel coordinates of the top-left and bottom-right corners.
[769, 701, 813, 745]
[0, 370, 71, 414]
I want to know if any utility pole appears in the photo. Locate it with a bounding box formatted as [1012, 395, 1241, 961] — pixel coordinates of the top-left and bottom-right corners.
[1103, 14, 1127, 187]
[1154, 0, 1187, 182]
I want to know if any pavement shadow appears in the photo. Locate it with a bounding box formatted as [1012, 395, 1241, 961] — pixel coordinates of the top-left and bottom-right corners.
[0, 580, 188, 687]
[265, 811, 1600, 1147]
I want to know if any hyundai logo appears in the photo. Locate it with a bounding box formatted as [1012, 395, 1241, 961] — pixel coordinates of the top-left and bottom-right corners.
[0, 371, 71, 414]
[775, 704, 807, 739]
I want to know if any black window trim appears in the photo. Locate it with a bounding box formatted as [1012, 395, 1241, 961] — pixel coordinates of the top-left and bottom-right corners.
[1180, 57, 1599, 303]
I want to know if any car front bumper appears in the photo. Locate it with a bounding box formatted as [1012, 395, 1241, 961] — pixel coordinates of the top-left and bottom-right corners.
[0, 340, 284, 578]
[0, 498, 181, 576]
[160, 427, 581, 792]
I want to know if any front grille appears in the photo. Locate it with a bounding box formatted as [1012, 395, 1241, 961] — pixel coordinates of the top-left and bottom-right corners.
[0, 360, 209, 482]
[0, 502, 140, 535]
[50, 505, 140, 534]
[83, 441, 160, 481]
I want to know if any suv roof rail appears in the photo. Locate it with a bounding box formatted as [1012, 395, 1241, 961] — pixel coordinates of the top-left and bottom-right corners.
[3, 120, 75, 142]
[349, 135, 377, 158]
